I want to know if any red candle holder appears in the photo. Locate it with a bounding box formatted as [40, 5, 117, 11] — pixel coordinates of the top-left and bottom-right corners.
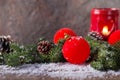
[90, 8, 119, 40]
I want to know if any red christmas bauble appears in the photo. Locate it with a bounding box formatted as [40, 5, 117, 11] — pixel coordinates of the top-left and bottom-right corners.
[108, 30, 120, 45]
[53, 28, 76, 44]
[62, 36, 90, 64]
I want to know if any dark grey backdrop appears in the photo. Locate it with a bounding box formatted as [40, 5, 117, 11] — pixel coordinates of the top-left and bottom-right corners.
[0, 0, 120, 44]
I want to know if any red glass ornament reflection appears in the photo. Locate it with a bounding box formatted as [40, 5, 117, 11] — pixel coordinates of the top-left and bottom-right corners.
[90, 8, 119, 40]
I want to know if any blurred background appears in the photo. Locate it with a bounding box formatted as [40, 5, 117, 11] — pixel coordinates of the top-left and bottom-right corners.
[0, 0, 120, 44]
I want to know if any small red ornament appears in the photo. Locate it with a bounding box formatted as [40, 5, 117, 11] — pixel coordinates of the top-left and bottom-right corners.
[108, 30, 120, 45]
[53, 28, 76, 44]
[62, 36, 90, 64]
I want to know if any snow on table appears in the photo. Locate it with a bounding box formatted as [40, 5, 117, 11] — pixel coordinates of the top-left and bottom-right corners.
[0, 63, 120, 79]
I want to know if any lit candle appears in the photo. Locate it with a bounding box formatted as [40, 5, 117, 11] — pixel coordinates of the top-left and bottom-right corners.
[102, 26, 110, 36]
[90, 8, 119, 40]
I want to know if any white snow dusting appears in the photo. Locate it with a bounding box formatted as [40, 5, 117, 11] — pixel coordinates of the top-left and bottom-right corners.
[0, 63, 120, 79]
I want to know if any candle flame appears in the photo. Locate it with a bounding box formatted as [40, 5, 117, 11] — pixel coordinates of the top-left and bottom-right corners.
[102, 26, 110, 36]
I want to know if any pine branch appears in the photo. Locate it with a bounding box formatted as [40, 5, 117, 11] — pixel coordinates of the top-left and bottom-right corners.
[86, 36, 120, 71]
[49, 39, 66, 63]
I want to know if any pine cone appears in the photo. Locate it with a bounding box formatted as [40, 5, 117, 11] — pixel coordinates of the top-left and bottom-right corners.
[88, 32, 103, 41]
[0, 35, 12, 53]
[37, 40, 52, 54]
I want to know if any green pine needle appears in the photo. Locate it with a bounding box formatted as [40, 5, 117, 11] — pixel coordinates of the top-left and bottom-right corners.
[86, 36, 120, 71]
